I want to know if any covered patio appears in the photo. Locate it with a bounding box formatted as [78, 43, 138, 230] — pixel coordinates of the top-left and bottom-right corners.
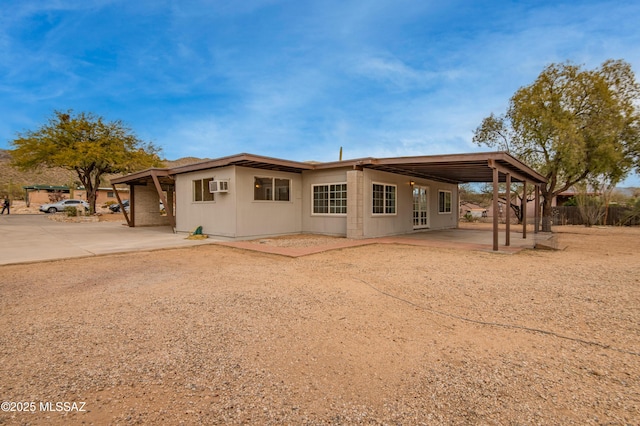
[322, 151, 548, 251]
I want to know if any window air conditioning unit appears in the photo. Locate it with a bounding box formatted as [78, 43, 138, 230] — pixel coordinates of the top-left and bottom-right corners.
[209, 179, 230, 193]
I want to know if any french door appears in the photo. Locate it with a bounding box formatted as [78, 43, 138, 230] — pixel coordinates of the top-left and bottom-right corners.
[412, 186, 429, 229]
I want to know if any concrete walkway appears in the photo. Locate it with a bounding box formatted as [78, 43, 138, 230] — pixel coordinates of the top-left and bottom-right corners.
[0, 215, 215, 266]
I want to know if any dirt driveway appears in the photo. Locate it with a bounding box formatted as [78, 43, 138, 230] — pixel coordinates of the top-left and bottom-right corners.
[0, 226, 638, 425]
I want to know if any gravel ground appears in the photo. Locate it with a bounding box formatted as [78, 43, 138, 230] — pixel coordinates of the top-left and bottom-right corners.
[0, 226, 639, 425]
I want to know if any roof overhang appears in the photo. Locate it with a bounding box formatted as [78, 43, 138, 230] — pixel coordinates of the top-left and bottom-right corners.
[169, 153, 314, 175]
[110, 168, 174, 186]
[110, 151, 546, 186]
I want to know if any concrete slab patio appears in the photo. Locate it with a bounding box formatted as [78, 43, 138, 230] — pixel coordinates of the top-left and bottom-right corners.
[219, 225, 554, 257]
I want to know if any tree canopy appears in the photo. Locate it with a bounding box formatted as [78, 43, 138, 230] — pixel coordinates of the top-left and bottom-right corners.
[11, 110, 162, 213]
[473, 59, 640, 231]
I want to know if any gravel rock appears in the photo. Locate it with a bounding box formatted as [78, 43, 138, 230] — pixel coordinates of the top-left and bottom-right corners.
[0, 225, 638, 425]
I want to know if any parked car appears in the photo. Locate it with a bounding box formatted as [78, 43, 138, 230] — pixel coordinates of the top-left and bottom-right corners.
[39, 199, 89, 213]
[109, 199, 129, 213]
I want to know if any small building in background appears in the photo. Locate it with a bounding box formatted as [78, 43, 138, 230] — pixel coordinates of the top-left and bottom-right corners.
[23, 184, 129, 206]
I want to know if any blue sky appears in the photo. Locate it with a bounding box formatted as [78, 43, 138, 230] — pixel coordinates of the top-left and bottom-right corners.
[1, 0, 639, 186]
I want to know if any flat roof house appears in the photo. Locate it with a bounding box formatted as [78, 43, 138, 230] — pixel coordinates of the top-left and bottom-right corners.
[111, 151, 546, 251]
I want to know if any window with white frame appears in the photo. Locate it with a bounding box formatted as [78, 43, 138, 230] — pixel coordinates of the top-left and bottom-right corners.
[193, 178, 215, 202]
[438, 190, 452, 213]
[254, 177, 290, 201]
[372, 183, 396, 215]
[313, 183, 347, 214]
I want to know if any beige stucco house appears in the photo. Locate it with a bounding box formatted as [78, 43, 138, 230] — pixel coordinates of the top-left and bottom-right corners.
[111, 152, 546, 248]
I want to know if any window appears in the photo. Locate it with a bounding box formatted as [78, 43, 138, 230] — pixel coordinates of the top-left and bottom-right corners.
[438, 190, 452, 213]
[372, 183, 396, 215]
[193, 178, 215, 202]
[313, 183, 347, 214]
[254, 177, 290, 201]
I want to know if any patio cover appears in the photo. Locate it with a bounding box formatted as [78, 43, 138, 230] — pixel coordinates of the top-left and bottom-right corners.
[317, 151, 546, 184]
[325, 151, 547, 251]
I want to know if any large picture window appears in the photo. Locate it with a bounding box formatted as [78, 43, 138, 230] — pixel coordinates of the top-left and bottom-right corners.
[372, 183, 396, 215]
[193, 178, 215, 202]
[254, 177, 290, 201]
[438, 190, 452, 213]
[313, 183, 347, 214]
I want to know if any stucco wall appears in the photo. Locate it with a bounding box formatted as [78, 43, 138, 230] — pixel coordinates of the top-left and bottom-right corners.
[301, 168, 350, 236]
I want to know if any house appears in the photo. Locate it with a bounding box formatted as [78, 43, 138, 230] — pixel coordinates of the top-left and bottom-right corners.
[111, 151, 547, 250]
[23, 185, 129, 206]
[460, 201, 488, 219]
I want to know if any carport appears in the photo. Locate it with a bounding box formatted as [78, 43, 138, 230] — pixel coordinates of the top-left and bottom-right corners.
[110, 168, 176, 229]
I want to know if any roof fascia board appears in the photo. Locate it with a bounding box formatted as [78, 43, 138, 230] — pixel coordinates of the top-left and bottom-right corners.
[110, 151, 547, 186]
[374, 151, 546, 184]
[488, 159, 531, 183]
[492, 152, 547, 183]
[169, 153, 314, 175]
[110, 168, 171, 185]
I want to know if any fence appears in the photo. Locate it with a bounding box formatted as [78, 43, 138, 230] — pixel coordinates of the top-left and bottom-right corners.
[553, 206, 640, 226]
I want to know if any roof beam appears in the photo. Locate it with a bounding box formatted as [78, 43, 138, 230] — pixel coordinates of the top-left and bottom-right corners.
[488, 159, 532, 183]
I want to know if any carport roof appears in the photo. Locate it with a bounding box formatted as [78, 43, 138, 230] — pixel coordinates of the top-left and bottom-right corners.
[327, 151, 547, 184]
[110, 168, 174, 186]
[111, 151, 547, 185]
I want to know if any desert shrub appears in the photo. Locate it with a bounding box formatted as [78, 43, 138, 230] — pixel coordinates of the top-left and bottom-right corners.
[49, 191, 67, 203]
[463, 212, 474, 222]
[64, 206, 80, 217]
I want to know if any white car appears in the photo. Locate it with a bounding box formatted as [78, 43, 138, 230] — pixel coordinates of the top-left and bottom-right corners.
[39, 199, 90, 213]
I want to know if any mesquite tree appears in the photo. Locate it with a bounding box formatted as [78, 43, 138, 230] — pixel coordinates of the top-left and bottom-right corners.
[11, 110, 162, 213]
[473, 60, 640, 231]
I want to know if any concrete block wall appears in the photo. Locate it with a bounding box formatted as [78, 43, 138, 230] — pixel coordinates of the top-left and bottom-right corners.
[133, 184, 170, 226]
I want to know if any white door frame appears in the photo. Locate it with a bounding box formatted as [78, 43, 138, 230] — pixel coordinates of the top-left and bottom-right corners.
[412, 185, 429, 229]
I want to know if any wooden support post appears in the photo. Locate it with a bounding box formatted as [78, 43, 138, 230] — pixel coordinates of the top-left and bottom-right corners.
[534, 185, 540, 234]
[112, 184, 132, 227]
[151, 173, 176, 230]
[493, 166, 499, 251]
[522, 180, 527, 239]
[505, 173, 511, 246]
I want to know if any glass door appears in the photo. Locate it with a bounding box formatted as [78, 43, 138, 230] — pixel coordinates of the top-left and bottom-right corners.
[413, 186, 429, 229]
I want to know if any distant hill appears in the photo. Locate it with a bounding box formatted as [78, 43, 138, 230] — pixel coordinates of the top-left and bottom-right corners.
[163, 157, 209, 168]
[0, 149, 207, 197]
[0, 149, 77, 192]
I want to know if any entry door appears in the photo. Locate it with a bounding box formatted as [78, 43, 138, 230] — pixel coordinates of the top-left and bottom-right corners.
[413, 186, 429, 229]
